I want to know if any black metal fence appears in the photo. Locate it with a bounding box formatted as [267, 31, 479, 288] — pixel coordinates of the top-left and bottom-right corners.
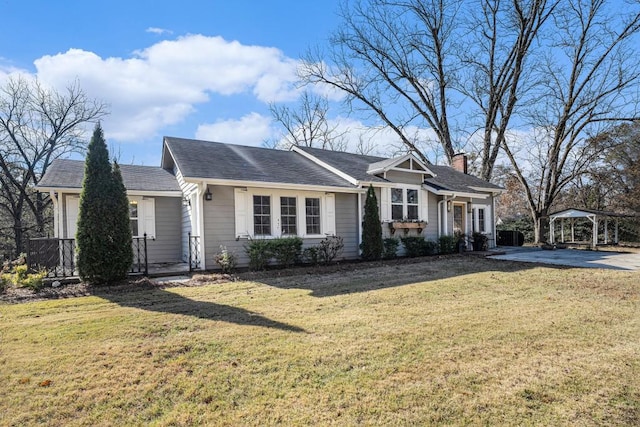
[188, 233, 201, 272]
[131, 235, 148, 276]
[27, 236, 148, 278]
[27, 238, 76, 278]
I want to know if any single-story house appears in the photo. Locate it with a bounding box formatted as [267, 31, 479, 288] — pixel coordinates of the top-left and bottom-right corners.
[37, 137, 503, 269]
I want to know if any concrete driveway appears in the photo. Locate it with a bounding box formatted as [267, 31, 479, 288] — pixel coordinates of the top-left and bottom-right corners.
[489, 246, 640, 271]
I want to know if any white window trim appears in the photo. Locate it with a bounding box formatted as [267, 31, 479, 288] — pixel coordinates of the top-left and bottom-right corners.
[128, 196, 156, 238]
[389, 185, 424, 221]
[236, 188, 336, 239]
[472, 204, 490, 234]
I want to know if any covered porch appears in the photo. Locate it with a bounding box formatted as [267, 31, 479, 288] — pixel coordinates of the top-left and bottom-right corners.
[549, 208, 629, 248]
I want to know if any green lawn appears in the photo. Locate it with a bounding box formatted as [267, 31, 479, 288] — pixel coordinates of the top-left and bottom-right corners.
[1, 257, 639, 426]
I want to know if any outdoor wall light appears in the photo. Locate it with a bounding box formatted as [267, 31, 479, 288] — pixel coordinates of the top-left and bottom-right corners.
[467, 203, 473, 214]
[447, 200, 452, 212]
[182, 197, 190, 207]
[204, 189, 213, 201]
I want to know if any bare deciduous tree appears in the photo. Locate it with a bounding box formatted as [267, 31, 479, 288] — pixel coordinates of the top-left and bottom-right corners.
[300, 0, 556, 180]
[268, 91, 348, 151]
[0, 76, 107, 255]
[502, 0, 640, 242]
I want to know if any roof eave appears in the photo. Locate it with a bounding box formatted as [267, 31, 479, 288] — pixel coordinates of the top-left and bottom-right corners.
[182, 176, 362, 193]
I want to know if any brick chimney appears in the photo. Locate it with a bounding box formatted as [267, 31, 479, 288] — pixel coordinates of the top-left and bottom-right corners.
[451, 153, 468, 174]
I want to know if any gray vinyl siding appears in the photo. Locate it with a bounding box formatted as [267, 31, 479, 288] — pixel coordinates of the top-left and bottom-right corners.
[335, 193, 359, 259]
[202, 186, 361, 268]
[175, 167, 197, 262]
[203, 185, 247, 267]
[424, 192, 439, 242]
[146, 196, 182, 263]
[383, 170, 425, 185]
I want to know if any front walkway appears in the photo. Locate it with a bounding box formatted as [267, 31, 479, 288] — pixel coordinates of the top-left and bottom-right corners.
[489, 246, 640, 271]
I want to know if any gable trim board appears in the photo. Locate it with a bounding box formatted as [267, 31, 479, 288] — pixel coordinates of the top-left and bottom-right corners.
[37, 137, 503, 269]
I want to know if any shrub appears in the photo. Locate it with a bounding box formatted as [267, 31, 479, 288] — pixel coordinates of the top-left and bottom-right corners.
[439, 235, 458, 254]
[0, 261, 47, 291]
[302, 247, 320, 265]
[214, 245, 238, 274]
[319, 236, 344, 264]
[383, 238, 400, 259]
[360, 184, 383, 260]
[400, 237, 439, 257]
[270, 237, 303, 268]
[20, 270, 47, 291]
[245, 240, 272, 271]
[471, 232, 489, 251]
[400, 236, 424, 257]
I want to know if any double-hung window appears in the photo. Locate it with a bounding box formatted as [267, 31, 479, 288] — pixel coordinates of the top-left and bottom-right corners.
[406, 189, 418, 220]
[238, 190, 334, 239]
[477, 208, 486, 233]
[253, 195, 271, 236]
[305, 198, 321, 235]
[391, 188, 419, 221]
[280, 197, 297, 235]
[129, 200, 139, 236]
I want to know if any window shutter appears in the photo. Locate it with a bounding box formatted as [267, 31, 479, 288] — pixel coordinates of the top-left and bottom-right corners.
[234, 188, 248, 238]
[324, 193, 336, 236]
[420, 189, 429, 222]
[142, 198, 156, 238]
[380, 187, 390, 221]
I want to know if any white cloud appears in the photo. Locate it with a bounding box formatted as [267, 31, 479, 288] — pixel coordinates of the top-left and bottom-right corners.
[146, 27, 173, 35]
[31, 34, 301, 142]
[195, 112, 275, 146]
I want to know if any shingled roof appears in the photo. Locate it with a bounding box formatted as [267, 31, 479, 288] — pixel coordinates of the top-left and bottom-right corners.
[296, 146, 502, 194]
[37, 159, 181, 192]
[163, 137, 356, 188]
[294, 146, 389, 183]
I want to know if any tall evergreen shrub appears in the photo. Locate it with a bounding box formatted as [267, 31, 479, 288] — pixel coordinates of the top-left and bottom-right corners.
[76, 125, 132, 283]
[360, 184, 383, 260]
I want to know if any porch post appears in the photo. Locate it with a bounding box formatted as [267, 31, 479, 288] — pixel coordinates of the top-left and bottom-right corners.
[50, 191, 59, 238]
[561, 219, 565, 243]
[357, 191, 363, 253]
[604, 217, 609, 244]
[592, 217, 598, 248]
[615, 218, 619, 244]
[550, 217, 555, 244]
[198, 182, 207, 270]
[571, 218, 575, 242]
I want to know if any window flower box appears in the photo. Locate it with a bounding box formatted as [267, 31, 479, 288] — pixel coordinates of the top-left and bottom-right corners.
[388, 221, 426, 234]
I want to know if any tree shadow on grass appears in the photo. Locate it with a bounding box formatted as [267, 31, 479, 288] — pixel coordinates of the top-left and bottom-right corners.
[92, 286, 306, 333]
[248, 255, 544, 298]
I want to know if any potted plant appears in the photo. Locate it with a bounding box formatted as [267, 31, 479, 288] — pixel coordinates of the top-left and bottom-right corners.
[471, 232, 489, 252]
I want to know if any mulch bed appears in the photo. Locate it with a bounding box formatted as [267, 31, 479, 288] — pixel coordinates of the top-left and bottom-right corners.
[1, 253, 481, 304]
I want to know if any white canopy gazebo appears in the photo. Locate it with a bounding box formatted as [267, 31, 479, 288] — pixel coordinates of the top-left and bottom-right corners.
[549, 208, 629, 248]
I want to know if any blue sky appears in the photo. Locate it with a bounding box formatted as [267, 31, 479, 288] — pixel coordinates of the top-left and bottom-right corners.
[0, 0, 358, 165]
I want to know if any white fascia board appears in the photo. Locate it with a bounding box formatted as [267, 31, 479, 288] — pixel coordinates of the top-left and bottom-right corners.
[469, 186, 505, 195]
[422, 184, 454, 196]
[290, 146, 359, 185]
[127, 190, 183, 197]
[35, 187, 182, 197]
[421, 184, 489, 199]
[35, 185, 79, 193]
[358, 180, 395, 188]
[182, 177, 362, 194]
